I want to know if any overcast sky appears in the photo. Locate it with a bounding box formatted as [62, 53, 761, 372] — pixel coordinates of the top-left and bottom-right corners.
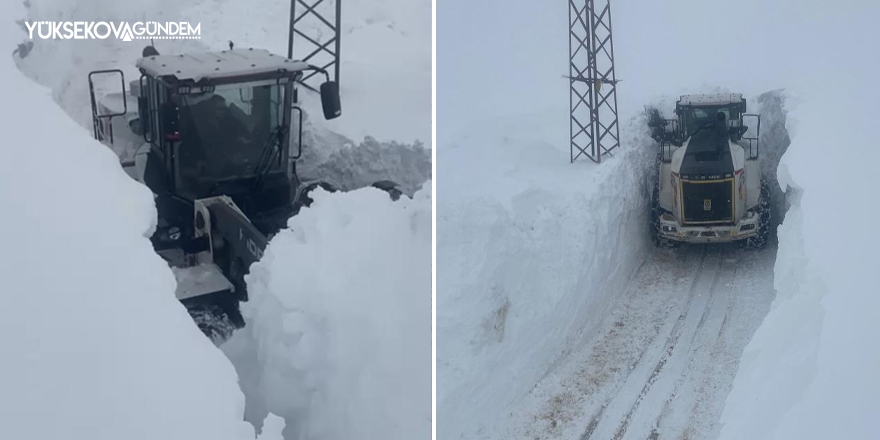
[437, 0, 877, 144]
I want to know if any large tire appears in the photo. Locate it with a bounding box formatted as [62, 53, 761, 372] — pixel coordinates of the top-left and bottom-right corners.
[372, 180, 403, 200]
[745, 180, 772, 249]
[651, 182, 678, 248]
[292, 181, 339, 215]
[651, 183, 662, 246]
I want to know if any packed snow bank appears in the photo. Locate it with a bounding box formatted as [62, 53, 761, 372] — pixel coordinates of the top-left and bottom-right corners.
[299, 135, 432, 195]
[717, 5, 880, 439]
[0, 3, 280, 439]
[222, 184, 432, 440]
[436, 113, 653, 439]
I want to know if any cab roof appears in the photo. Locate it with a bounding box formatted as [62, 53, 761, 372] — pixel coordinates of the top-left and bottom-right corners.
[136, 48, 309, 82]
[677, 93, 744, 106]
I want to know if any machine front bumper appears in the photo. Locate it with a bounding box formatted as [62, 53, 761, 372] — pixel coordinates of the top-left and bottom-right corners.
[658, 212, 758, 243]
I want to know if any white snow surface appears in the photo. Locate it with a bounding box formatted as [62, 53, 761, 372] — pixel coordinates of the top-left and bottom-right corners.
[436, 113, 653, 440]
[7, 1, 430, 439]
[440, 0, 880, 439]
[717, 4, 880, 438]
[222, 184, 432, 440]
[490, 244, 777, 440]
[436, 90, 789, 440]
[0, 2, 282, 439]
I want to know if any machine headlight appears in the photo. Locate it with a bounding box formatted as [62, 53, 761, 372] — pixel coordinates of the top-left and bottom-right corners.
[662, 225, 677, 233]
[740, 223, 756, 232]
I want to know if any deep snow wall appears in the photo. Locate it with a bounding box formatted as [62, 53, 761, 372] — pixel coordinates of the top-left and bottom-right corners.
[9, 1, 432, 439]
[717, 3, 880, 438]
[0, 3, 283, 439]
[436, 115, 653, 440]
[222, 185, 432, 440]
[754, 91, 791, 229]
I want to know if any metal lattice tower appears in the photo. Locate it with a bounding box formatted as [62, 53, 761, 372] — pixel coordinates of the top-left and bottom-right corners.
[287, 0, 341, 92]
[568, 0, 620, 163]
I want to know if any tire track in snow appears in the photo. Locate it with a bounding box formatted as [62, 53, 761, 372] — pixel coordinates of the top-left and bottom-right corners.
[496, 245, 775, 440]
[641, 251, 739, 439]
[577, 246, 707, 440]
[651, 247, 775, 440]
[573, 245, 705, 440]
[582, 245, 722, 440]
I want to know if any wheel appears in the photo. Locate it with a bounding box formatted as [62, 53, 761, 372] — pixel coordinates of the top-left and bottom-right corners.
[745, 180, 772, 249]
[371, 180, 403, 200]
[651, 183, 662, 246]
[651, 182, 678, 248]
[292, 181, 339, 215]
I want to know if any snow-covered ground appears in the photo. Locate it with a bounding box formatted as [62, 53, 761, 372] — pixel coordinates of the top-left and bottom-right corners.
[436, 112, 653, 439]
[6, 0, 431, 439]
[223, 184, 432, 440]
[716, 4, 880, 438]
[0, 2, 283, 439]
[437, 93, 788, 439]
[438, 0, 880, 439]
[495, 244, 776, 440]
[446, 91, 791, 440]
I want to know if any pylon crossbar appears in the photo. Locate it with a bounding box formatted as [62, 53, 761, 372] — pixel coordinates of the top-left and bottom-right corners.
[290, 0, 341, 91]
[294, 0, 336, 30]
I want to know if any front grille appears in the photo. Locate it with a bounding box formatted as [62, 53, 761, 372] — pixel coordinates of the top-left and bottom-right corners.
[681, 179, 733, 224]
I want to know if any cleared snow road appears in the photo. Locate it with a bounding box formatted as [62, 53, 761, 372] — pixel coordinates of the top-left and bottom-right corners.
[490, 243, 776, 440]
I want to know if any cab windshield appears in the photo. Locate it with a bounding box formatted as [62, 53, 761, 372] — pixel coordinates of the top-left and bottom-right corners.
[683, 105, 738, 136]
[174, 83, 286, 199]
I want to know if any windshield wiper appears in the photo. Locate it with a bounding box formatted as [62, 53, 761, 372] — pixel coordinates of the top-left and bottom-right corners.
[252, 125, 287, 190]
[687, 121, 716, 138]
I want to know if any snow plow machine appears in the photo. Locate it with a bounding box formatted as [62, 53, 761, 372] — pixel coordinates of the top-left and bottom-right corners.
[87, 44, 394, 340]
[646, 93, 770, 248]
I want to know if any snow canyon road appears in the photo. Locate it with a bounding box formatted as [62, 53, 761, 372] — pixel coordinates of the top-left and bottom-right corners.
[493, 243, 776, 440]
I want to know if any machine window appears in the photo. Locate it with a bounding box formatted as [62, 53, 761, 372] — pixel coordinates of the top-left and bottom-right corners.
[173, 84, 286, 199]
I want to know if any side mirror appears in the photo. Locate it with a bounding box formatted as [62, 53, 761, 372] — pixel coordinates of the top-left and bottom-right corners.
[320, 81, 342, 120]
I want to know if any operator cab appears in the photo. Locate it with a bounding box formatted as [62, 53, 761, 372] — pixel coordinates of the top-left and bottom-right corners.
[89, 47, 341, 236]
[649, 94, 759, 163]
[676, 94, 746, 138]
[162, 79, 288, 201]
[140, 52, 293, 215]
